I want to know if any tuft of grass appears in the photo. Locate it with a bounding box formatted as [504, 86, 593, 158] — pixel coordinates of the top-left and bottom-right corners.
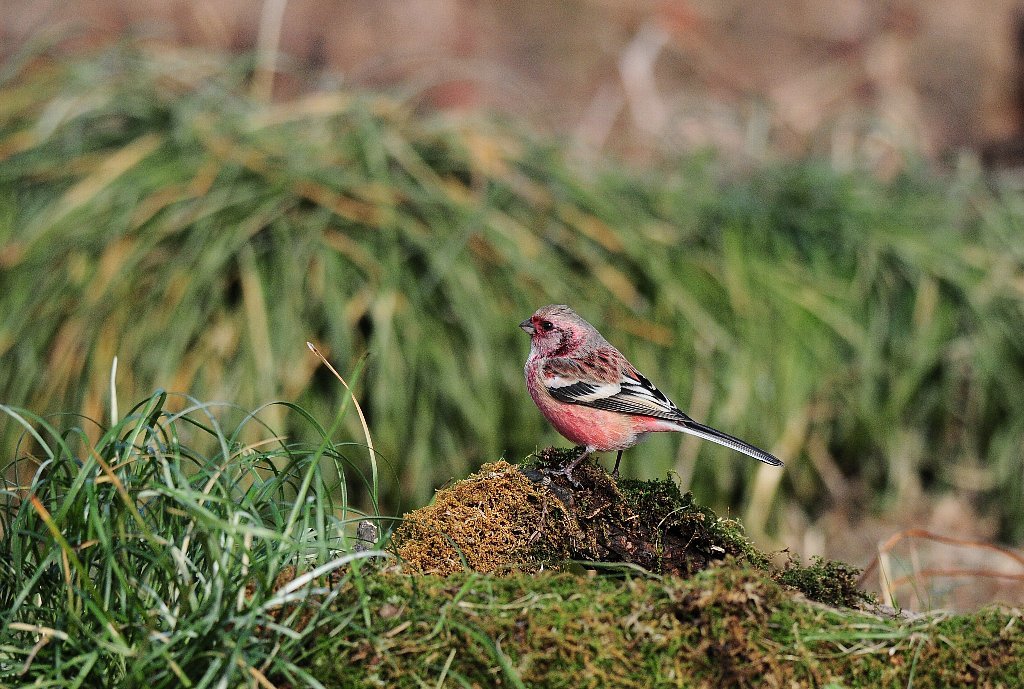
[0, 390, 385, 687]
[3, 46, 1024, 539]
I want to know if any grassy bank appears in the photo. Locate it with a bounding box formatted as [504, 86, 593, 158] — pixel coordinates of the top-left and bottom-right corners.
[2, 46, 1024, 539]
[2, 394, 1020, 687]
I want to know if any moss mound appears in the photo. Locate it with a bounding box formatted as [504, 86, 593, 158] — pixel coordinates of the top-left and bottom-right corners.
[392, 451, 870, 608]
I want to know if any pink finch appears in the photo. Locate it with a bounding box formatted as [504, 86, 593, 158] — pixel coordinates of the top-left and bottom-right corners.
[520, 304, 783, 482]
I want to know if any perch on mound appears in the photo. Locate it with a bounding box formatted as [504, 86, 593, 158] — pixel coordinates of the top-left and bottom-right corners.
[392, 449, 867, 608]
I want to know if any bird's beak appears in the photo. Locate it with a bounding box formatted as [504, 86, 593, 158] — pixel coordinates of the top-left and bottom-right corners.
[519, 318, 535, 335]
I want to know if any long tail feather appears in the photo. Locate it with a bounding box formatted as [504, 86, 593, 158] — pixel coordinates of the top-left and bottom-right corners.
[677, 420, 784, 467]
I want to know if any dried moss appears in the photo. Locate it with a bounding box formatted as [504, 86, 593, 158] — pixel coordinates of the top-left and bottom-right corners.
[518, 448, 771, 576]
[391, 460, 580, 574]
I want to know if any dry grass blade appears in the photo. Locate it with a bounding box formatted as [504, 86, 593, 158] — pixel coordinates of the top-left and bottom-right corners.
[307, 342, 374, 462]
[862, 528, 1024, 609]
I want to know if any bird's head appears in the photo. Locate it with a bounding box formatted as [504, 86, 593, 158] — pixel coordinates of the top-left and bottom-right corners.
[520, 304, 595, 357]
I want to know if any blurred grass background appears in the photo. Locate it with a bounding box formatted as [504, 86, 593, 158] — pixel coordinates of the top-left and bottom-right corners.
[2, 44, 1024, 570]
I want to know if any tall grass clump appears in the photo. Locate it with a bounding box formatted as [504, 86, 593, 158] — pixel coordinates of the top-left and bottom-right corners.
[0, 389, 385, 687]
[2, 46, 1024, 537]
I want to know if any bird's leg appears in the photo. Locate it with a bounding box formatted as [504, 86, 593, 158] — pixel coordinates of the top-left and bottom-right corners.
[550, 446, 590, 487]
[611, 450, 623, 479]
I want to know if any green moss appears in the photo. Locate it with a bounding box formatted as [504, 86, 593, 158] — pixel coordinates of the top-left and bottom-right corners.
[779, 555, 874, 608]
[310, 566, 1024, 688]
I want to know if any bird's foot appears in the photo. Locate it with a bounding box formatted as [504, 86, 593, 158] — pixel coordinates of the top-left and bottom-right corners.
[546, 446, 589, 487]
[547, 463, 581, 487]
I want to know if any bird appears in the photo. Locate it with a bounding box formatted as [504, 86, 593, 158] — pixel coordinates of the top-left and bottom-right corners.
[520, 304, 783, 482]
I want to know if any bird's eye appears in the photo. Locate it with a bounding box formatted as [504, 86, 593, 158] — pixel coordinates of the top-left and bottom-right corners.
[540, 320, 554, 331]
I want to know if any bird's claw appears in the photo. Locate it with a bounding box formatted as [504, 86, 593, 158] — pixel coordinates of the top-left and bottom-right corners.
[556, 447, 590, 487]
[547, 464, 582, 487]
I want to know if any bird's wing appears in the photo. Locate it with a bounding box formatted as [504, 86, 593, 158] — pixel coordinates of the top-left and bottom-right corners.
[541, 353, 784, 467]
[541, 354, 689, 423]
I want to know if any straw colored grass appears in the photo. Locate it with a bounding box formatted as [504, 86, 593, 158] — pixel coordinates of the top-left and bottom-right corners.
[2, 46, 1024, 542]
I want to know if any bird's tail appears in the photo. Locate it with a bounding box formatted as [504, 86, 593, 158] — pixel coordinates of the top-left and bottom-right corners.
[677, 419, 784, 467]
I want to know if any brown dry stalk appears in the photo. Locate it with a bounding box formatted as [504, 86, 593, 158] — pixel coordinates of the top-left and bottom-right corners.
[859, 528, 1024, 604]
